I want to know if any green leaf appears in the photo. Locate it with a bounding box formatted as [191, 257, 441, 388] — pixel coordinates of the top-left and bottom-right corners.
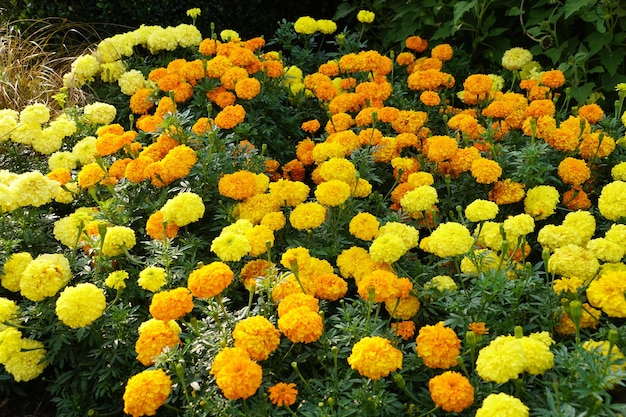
[569, 82, 595, 104]
[563, 0, 597, 19]
[453, 1, 475, 23]
[600, 48, 626, 76]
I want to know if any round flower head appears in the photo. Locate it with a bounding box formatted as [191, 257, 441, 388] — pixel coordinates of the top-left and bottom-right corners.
[138, 266, 166, 292]
[502, 47, 533, 71]
[105, 270, 128, 290]
[558, 157, 591, 186]
[20, 253, 71, 301]
[357, 10, 375, 24]
[349, 212, 379, 241]
[586, 238, 625, 263]
[149, 287, 193, 321]
[56, 283, 106, 328]
[3, 338, 47, 382]
[123, 369, 172, 417]
[278, 293, 319, 318]
[102, 226, 136, 257]
[1, 252, 33, 292]
[422, 222, 474, 258]
[211, 231, 251, 262]
[357, 269, 405, 302]
[232, 315, 281, 361]
[218, 170, 258, 200]
[415, 321, 461, 369]
[187, 261, 233, 298]
[400, 185, 438, 214]
[520, 336, 554, 375]
[312, 273, 348, 301]
[476, 335, 525, 383]
[471, 158, 502, 184]
[465, 199, 499, 222]
[587, 270, 626, 318]
[294, 16, 318, 34]
[562, 210, 596, 244]
[524, 185, 559, 220]
[548, 244, 599, 283]
[289, 202, 327, 230]
[268, 382, 298, 407]
[315, 179, 351, 206]
[391, 321, 416, 340]
[214, 349, 262, 400]
[503, 213, 535, 242]
[160, 192, 205, 227]
[428, 371, 474, 413]
[424, 275, 458, 293]
[598, 181, 626, 221]
[0, 327, 22, 363]
[278, 306, 323, 343]
[369, 234, 408, 264]
[135, 319, 181, 366]
[384, 295, 420, 320]
[476, 393, 529, 417]
[347, 336, 402, 380]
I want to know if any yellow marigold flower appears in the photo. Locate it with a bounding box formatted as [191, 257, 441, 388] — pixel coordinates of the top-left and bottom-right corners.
[105, 270, 128, 290]
[219, 29, 240, 42]
[77, 162, 106, 189]
[464, 199, 499, 222]
[348, 336, 402, 380]
[471, 158, 502, 184]
[211, 231, 251, 262]
[407, 171, 434, 187]
[611, 161, 626, 181]
[277, 293, 318, 318]
[476, 335, 525, 383]
[294, 16, 318, 34]
[268, 179, 310, 207]
[187, 261, 233, 298]
[587, 271, 626, 318]
[123, 369, 172, 417]
[20, 253, 71, 302]
[501, 47, 533, 71]
[232, 315, 281, 361]
[385, 295, 420, 320]
[424, 275, 458, 293]
[423, 222, 474, 258]
[369, 234, 408, 264]
[83, 102, 117, 125]
[278, 306, 323, 343]
[349, 212, 379, 241]
[268, 382, 298, 407]
[428, 371, 474, 413]
[476, 393, 529, 417]
[378, 222, 419, 250]
[272, 273, 316, 302]
[400, 185, 438, 214]
[160, 192, 205, 227]
[0, 297, 20, 329]
[598, 181, 626, 221]
[1, 252, 32, 292]
[138, 266, 166, 292]
[524, 185, 559, 220]
[415, 321, 461, 369]
[315, 179, 351, 206]
[548, 244, 599, 283]
[519, 335, 554, 375]
[243, 224, 273, 257]
[261, 211, 286, 231]
[214, 104, 246, 129]
[149, 287, 193, 321]
[101, 226, 136, 257]
[503, 213, 535, 242]
[587, 238, 625, 263]
[552, 276, 584, 295]
[606, 224, 626, 247]
[317, 19, 337, 34]
[312, 273, 348, 301]
[55, 283, 106, 328]
[4, 338, 47, 382]
[357, 10, 375, 24]
[0, 328, 22, 363]
[562, 210, 596, 242]
[289, 202, 326, 230]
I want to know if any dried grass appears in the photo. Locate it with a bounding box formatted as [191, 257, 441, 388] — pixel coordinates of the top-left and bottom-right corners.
[0, 18, 100, 113]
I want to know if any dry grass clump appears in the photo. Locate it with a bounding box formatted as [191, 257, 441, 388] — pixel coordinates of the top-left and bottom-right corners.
[0, 18, 97, 113]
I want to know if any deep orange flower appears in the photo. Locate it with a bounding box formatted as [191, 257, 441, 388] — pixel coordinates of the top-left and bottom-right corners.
[149, 287, 193, 321]
[146, 210, 179, 240]
[218, 170, 258, 200]
[268, 382, 298, 407]
[391, 321, 416, 340]
[187, 261, 234, 298]
[540, 69, 565, 88]
[428, 371, 474, 412]
[557, 157, 591, 186]
[471, 158, 502, 184]
[415, 321, 461, 369]
[562, 186, 592, 210]
[214, 104, 246, 129]
[468, 322, 489, 335]
[405, 35, 428, 52]
[578, 103, 604, 124]
[488, 179, 526, 205]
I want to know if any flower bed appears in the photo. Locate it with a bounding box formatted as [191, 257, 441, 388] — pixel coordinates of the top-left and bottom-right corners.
[1, 8, 626, 417]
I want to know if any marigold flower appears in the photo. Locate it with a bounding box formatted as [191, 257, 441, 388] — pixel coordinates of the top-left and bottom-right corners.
[385, 295, 420, 320]
[3, 338, 47, 382]
[134, 319, 181, 366]
[312, 273, 348, 301]
[232, 315, 281, 361]
[419, 90, 441, 106]
[416, 322, 461, 369]
[187, 261, 233, 298]
[101, 226, 136, 257]
[214, 350, 262, 400]
[315, 179, 351, 206]
[160, 192, 205, 227]
[540, 69, 565, 88]
[55, 283, 105, 328]
[598, 181, 626, 221]
[488, 179, 525, 205]
[123, 369, 171, 417]
[502, 47, 533, 71]
[357, 10, 375, 24]
[105, 270, 128, 290]
[422, 222, 473, 258]
[476, 393, 529, 417]
[214, 104, 246, 129]
[425, 135, 457, 162]
[20, 253, 71, 302]
[138, 266, 166, 292]
[548, 244, 599, 283]
[278, 306, 323, 343]
[405, 35, 428, 52]
[348, 336, 402, 380]
[268, 382, 298, 407]
[391, 321, 416, 340]
[77, 162, 107, 189]
[400, 185, 438, 214]
[471, 158, 502, 184]
[349, 212, 379, 240]
[503, 213, 535, 242]
[149, 287, 193, 321]
[428, 371, 474, 413]
[464, 199, 499, 222]
[524, 185, 559, 220]
[289, 202, 326, 230]
[587, 270, 626, 318]
[424, 275, 458, 293]
[218, 170, 258, 200]
[579, 131, 616, 159]
[294, 16, 318, 34]
[578, 103, 604, 124]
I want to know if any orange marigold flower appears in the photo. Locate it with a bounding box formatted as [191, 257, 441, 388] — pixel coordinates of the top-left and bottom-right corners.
[134, 319, 180, 366]
[471, 158, 502, 184]
[420, 90, 441, 106]
[234, 77, 261, 100]
[405, 35, 428, 52]
[129, 88, 155, 115]
[357, 269, 404, 302]
[205, 55, 233, 78]
[407, 69, 445, 91]
[268, 382, 298, 407]
[261, 59, 284, 78]
[425, 135, 458, 162]
[396, 51, 415, 66]
[415, 321, 461, 369]
[428, 371, 474, 413]
[187, 261, 233, 298]
[482, 100, 515, 119]
[578, 131, 615, 159]
[77, 162, 107, 189]
[391, 321, 416, 340]
[281, 159, 306, 181]
[124, 156, 153, 183]
[391, 110, 428, 134]
[214, 104, 246, 129]
[431, 43, 454, 61]
[207, 86, 237, 108]
[149, 287, 193, 321]
[233, 315, 281, 361]
[318, 61, 339, 77]
[557, 157, 591, 186]
[468, 322, 489, 335]
[463, 74, 492, 95]
[562, 186, 592, 210]
[312, 272, 348, 301]
[218, 170, 258, 200]
[278, 306, 323, 343]
[540, 69, 565, 88]
[123, 369, 171, 417]
[578, 103, 604, 124]
[301, 119, 320, 133]
[47, 168, 71, 185]
[146, 210, 179, 240]
[213, 350, 263, 400]
[191, 117, 213, 134]
[488, 179, 526, 205]
[545, 127, 580, 152]
[524, 99, 556, 118]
